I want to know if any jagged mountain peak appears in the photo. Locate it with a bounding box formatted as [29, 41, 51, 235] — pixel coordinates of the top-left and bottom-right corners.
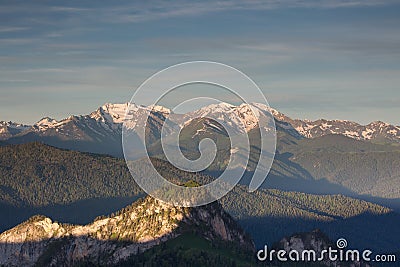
[0, 121, 30, 129]
[0, 195, 254, 266]
[367, 120, 390, 127]
[273, 229, 372, 266]
[36, 116, 58, 124]
[90, 102, 171, 127]
[90, 102, 129, 125]
[198, 102, 236, 111]
[0, 121, 30, 138]
[147, 104, 171, 114]
[187, 102, 275, 133]
[289, 117, 400, 142]
[34, 117, 59, 130]
[1, 102, 399, 154]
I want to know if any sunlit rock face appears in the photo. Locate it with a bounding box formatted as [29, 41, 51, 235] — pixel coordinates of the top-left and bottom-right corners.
[0, 196, 254, 266]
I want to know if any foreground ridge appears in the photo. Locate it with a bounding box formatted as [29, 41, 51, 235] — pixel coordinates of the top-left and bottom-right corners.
[0, 195, 254, 266]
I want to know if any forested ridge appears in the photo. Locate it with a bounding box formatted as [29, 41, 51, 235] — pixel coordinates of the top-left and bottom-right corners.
[0, 142, 399, 252]
[0, 142, 141, 206]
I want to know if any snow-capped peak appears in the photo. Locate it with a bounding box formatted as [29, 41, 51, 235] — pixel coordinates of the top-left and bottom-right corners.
[147, 105, 171, 114]
[0, 121, 30, 130]
[1, 102, 399, 145]
[91, 103, 171, 125]
[195, 102, 235, 115]
[91, 103, 129, 124]
[0, 121, 31, 138]
[185, 102, 276, 133]
[367, 121, 390, 128]
[36, 117, 58, 127]
[33, 117, 64, 131]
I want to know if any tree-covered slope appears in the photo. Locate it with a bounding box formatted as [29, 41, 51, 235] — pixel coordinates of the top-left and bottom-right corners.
[0, 142, 142, 207]
[222, 186, 400, 252]
[0, 142, 399, 253]
[272, 134, 400, 198]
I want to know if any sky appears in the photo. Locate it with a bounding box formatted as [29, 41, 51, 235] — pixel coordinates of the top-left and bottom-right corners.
[0, 0, 399, 125]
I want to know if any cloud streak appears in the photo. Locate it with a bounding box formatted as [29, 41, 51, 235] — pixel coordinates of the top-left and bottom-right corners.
[0, 27, 29, 33]
[0, 1, 397, 24]
[96, 0, 399, 23]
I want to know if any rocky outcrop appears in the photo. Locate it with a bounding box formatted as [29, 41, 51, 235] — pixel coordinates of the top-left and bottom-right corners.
[0, 196, 254, 266]
[274, 229, 373, 267]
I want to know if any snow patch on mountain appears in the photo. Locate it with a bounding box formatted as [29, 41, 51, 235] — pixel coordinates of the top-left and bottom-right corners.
[288, 118, 400, 142]
[0, 121, 30, 139]
[1, 102, 399, 145]
[0, 121, 30, 131]
[185, 102, 278, 134]
[35, 117, 59, 130]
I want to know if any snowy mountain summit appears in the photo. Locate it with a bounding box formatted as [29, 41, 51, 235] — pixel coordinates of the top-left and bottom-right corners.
[0, 102, 399, 157]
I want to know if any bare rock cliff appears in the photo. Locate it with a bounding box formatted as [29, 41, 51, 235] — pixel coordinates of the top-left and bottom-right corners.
[0, 196, 254, 266]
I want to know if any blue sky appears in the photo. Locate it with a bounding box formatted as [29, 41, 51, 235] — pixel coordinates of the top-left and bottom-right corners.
[0, 0, 399, 125]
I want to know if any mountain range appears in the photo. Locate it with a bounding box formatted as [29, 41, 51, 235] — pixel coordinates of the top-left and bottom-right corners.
[1, 103, 400, 205]
[1, 102, 399, 156]
[1, 99, 400, 265]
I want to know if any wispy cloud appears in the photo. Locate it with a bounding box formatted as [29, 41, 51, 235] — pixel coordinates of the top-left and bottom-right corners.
[18, 68, 77, 73]
[0, 79, 30, 83]
[0, 38, 38, 45]
[45, 33, 64, 38]
[0, 27, 29, 33]
[99, 0, 398, 23]
[49, 6, 89, 13]
[1, 1, 395, 24]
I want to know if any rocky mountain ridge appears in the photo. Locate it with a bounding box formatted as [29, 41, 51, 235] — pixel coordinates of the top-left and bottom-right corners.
[272, 229, 374, 267]
[0, 195, 253, 266]
[0, 121, 30, 140]
[1, 102, 399, 155]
